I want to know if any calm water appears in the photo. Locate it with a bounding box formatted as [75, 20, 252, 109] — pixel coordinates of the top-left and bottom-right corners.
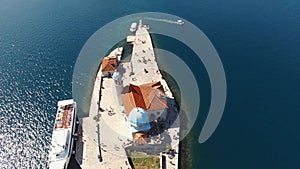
[0, 0, 299, 168]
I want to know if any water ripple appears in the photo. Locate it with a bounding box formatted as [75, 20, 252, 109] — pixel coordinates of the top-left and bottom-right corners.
[0, 6, 75, 168]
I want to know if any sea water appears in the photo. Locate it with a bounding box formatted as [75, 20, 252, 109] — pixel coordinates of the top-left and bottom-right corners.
[0, 0, 299, 168]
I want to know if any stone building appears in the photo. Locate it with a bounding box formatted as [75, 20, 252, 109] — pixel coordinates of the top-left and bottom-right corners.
[122, 81, 168, 122]
[101, 57, 117, 77]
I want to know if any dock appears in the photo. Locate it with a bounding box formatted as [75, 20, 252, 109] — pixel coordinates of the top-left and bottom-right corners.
[76, 57, 132, 169]
[76, 20, 180, 169]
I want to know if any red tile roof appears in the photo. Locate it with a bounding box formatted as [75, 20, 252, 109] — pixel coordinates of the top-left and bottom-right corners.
[101, 57, 117, 71]
[132, 133, 147, 145]
[122, 81, 168, 116]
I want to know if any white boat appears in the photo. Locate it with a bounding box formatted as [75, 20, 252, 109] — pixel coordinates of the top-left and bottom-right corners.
[177, 19, 184, 25]
[130, 22, 137, 32]
[48, 99, 77, 169]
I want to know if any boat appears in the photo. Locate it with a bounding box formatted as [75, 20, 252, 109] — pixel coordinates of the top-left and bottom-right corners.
[48, 99, 77, 169]
[130, 22, 137, 32]
[177, 19, 184, 25]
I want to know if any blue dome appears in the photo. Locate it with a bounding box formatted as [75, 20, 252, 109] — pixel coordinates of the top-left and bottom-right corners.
[128, 107, 149, 124]
[128, 107, 151, 133]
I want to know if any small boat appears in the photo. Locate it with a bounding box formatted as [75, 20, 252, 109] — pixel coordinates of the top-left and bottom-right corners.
[130, 22, 137, 32]
[177, 19, 184, 25]
[48, 99, 77, 169]
[143, 24, 150, 30]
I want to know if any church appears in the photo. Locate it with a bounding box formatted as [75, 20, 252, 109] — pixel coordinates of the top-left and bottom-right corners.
[122, 81, 169, 145]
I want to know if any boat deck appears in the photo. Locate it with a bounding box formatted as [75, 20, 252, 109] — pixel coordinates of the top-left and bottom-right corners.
[55, 105, 74, 129]
[49, 100, 76, 169]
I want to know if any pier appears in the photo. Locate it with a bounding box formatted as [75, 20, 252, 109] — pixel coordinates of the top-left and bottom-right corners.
[75, 54, 131, 169]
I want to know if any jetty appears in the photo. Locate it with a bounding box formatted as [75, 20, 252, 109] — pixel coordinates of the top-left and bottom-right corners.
[76, 20, 180, 169]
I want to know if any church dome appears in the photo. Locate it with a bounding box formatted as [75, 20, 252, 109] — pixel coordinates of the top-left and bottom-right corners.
[128, 107, 151, 133]
[128, 107, 149, 124]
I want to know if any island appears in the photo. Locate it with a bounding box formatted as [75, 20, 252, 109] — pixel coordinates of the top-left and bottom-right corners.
[76, 20, 180, 169]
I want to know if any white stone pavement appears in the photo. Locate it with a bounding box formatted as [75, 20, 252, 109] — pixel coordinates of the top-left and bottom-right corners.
[80, 68, 132, 169]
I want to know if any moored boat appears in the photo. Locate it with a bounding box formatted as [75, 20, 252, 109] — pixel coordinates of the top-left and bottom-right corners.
[48, 99, 77, 169]
[130, 22, 137, 32]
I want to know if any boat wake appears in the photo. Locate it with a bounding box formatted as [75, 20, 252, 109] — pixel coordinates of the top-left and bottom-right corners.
[143, 17, 184, 25]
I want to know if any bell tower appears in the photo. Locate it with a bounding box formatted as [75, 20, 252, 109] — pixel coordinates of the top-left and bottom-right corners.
[112, 70, 123, 106]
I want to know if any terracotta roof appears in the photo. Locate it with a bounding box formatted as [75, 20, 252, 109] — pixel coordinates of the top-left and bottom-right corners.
[122, 93, 135, 116]
[122, 81, 168, 116]
[101, 57, 117, 71]
[132, 133, 147, 145]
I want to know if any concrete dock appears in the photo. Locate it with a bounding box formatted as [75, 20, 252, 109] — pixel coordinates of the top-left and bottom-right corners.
[76, 20, 180, 169]
[76, 68, 132, 169]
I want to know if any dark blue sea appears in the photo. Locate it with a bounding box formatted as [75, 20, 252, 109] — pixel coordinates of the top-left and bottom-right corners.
[0, 0, 299, 168]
